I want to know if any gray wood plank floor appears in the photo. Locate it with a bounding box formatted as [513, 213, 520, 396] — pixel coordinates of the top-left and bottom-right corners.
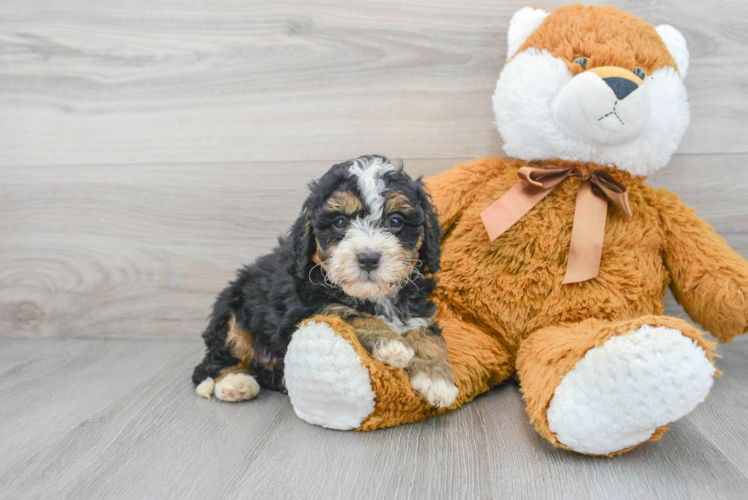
[2, 0, 748, 498]
[1, 338, 746, 500]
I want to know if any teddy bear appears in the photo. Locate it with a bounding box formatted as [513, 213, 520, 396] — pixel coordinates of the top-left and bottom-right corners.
[281, 4, 748, 456]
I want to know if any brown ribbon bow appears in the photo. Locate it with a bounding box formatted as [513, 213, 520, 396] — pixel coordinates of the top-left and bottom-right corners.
[480, 165, 633, 284]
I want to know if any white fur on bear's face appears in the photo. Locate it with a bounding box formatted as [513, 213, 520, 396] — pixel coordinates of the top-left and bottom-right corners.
[506, 6, 549, 59]
[552, 71, 651, 147]
[493, 48, 690, 176]
[656, 25, 689, 78]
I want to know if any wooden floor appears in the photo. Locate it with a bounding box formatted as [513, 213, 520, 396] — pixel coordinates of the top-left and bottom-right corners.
[2, 0, 748, 499]
[0, 338, 746, 500]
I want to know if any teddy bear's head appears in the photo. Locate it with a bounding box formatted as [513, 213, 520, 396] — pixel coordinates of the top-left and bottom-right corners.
[493, 5, 690, 176]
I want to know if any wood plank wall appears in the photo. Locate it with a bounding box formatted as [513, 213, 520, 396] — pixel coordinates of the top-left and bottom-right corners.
[2, 0, 747, 339]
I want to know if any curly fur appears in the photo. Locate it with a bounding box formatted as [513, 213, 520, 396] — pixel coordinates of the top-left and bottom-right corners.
[192, 155, 443, 394]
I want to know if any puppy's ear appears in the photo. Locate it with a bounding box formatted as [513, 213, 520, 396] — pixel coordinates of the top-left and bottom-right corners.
[414, 179, 442, 274]
[290, 207, 315, 279]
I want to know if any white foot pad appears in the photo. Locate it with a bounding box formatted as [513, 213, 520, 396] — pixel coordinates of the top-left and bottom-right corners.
[374, 340, 414, 369]
[547, 325, 715, 455]
[196, 377, 215, 399]
[214, 373, 260, 402]
[285, 321, 376, 430]
[410, 373, 459, 408]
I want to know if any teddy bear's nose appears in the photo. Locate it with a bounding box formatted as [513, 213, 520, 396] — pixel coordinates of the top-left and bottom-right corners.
[586, 66, 642, 101]
[603, 77, 639, 100]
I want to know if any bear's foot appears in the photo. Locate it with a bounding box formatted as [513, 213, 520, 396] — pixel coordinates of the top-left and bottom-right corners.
[285, 313, 515, 431]
[285, 321, 376, 430]
[546, 324, 715, 455]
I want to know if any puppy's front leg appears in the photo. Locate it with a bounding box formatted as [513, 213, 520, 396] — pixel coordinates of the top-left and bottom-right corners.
[348, 316, 414, 369]
[403, 328, 459, 408]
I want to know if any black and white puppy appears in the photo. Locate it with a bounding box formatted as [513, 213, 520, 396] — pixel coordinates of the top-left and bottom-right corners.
[192, 155, 458, 408]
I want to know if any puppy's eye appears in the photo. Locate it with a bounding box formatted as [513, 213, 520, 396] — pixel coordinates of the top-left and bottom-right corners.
[387, 214, 404, 229]
[634, 67, 646, 80]
[334, 217, 348, 229]
[573, 56, 588, 69]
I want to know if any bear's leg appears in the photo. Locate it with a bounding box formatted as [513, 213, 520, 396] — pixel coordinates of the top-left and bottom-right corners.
[517, 315, 717, 456]
[284, 309, 512, 431]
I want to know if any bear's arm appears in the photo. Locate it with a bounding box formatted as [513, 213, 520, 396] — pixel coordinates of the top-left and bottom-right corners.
[655, 187, 748, 343]
[424, 157, 511, 232]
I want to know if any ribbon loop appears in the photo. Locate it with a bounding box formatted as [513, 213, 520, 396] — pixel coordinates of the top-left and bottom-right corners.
[480, 164, 633, 284]
[517, 166, 574, 189]
[590, 171, 633, 217]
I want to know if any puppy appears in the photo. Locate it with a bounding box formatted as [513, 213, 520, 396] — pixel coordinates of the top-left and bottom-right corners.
[192, 155, 458, 408]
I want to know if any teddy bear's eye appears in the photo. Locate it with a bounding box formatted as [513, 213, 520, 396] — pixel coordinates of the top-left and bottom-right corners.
[573, 56, 588, 69]
[634, 67, 647, 80]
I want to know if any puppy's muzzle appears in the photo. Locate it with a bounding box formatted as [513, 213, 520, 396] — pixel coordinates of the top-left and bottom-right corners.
[357, 251, 381, 273]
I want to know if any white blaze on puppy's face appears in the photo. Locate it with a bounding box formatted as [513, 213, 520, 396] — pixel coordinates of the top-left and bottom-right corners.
[347, 157, 397, 221]
[322, 157, 414, 301]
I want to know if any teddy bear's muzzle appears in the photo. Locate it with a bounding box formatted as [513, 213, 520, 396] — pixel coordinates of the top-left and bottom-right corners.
[552, 66, 651, 146]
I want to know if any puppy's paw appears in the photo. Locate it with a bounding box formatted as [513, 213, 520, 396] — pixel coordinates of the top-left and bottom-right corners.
[195, 377, 215, 399]
[410, 373, 459, 408]
[214, 373, 260, 402]
[373, 340, 414, 369]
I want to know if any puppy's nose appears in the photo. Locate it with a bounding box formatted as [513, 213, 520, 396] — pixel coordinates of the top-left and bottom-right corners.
[357, 252, 381, 273]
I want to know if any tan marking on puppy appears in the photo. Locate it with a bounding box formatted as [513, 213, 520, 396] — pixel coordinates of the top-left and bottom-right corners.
[349, 315, 414, 369]
[304, 219, 312, 238]
[325, 191, 364, 214]
[384, 192, 415, 216]
[226, 315, 254, 364]
[312, 241, 337, 270]
[410, 232, 425, 266]
[196, 316, 253, 400]
[403, 327, 458, 408]
[320, 303, 360, 318]
[204, 314, 256, 401]
[215, 365, 250, 383]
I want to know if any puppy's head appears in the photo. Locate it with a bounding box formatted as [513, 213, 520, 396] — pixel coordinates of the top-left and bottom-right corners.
[291, 155, 440, 301]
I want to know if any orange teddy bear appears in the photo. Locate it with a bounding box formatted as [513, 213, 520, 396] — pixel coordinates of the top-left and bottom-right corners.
[283, 5, 748, 455]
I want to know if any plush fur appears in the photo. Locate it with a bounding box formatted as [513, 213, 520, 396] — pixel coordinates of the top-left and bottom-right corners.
[494, 5, 690, 176]
[192, 155, 456, 406]
[283, 5, 748, 456]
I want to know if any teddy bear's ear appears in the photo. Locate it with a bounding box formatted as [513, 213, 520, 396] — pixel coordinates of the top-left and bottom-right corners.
[656, 25, 689, 78]
[506, 7, 550, 59]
